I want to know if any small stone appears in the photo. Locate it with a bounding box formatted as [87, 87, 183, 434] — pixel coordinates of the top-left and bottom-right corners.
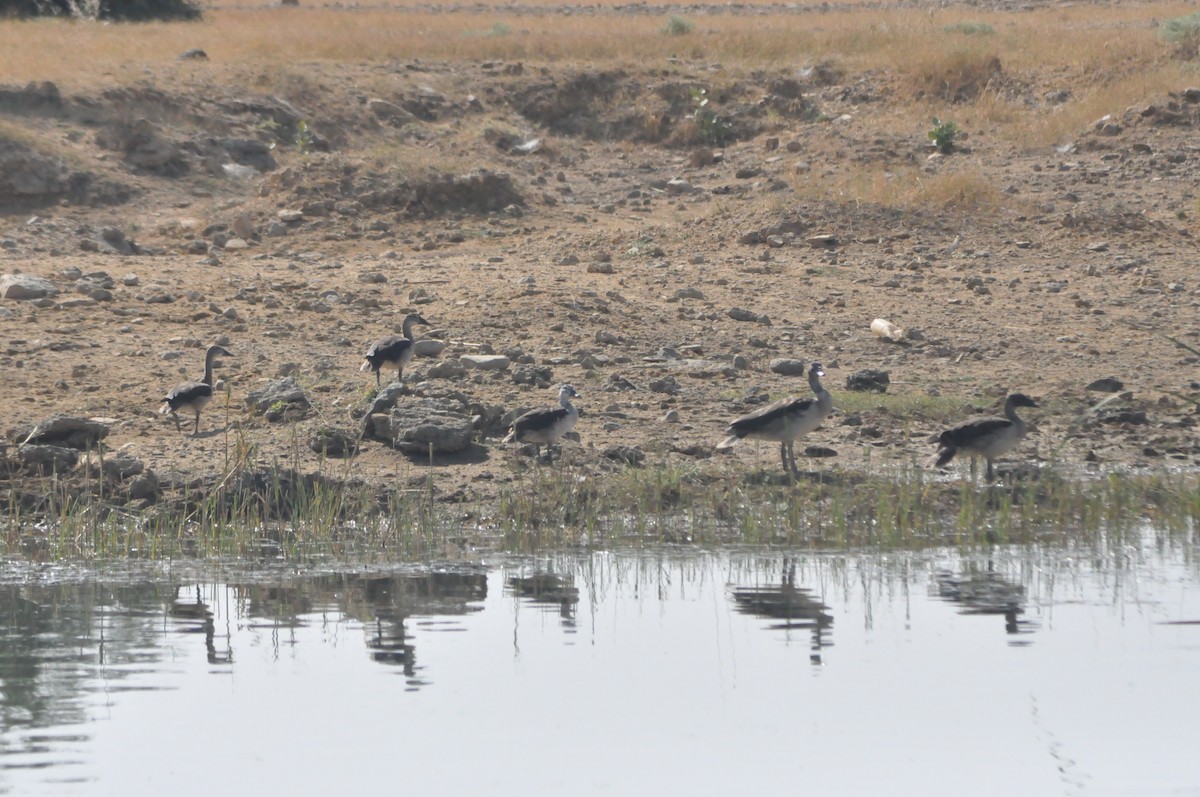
[413, 339, 447, 357]
[427, 359, 467, 379]
[806, 234, 837, 248]
[648, 376, 681, 394]
[675, 286, 705, 300]
[727, 307, 760, 322]
[666, 178, 694, 194]
[662, 409, 680, 423]
[587, 261, 614, 274]
[732, 354, 750, 370]
[846, 369, 890, 393]
[309, 428, 359, 457]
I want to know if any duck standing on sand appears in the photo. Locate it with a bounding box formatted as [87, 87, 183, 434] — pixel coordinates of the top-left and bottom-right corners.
[361, 313, 430, 386]
[717, 362, 834, 477]
[503, 384, 581, 462]
[931, 393, 1038, 481]
[160, 345, 234, 435]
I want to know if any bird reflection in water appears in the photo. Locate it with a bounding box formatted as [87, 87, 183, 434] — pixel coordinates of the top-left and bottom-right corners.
[169, 586, 233, 665]
[730, 559, 833, 665]
[506, 574, 580, 626]
[934, 561, 1039, 643]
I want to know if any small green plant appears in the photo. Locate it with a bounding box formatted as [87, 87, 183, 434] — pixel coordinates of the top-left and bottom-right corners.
[488, 22, 512, 37]
[663, 15, 694, 36]
[928, 117, 961, 153]
[942, 21, 995, 36]
[689, 87, 734, 146]
[294, 120, 314, 155]
[1160, 12, 1200, 58]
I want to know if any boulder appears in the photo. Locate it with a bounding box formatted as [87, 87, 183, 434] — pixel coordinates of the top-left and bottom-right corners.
[460, 354, 510, 371]
[309, 428, 359, 457]
[245, 378, 310, 413]
[769, 358, 806, 377]
[12, 415, 109, 449]
[367, 398, 475, 454]
[845, 369, 890, 393]
[1, 273, 58, 300]
[19, 444, 78, 474]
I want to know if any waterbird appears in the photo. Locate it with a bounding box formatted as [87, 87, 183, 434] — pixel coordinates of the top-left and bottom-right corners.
[159, 345, 233, 435]
[931, 393, 1038, 481]
[717, 362, 834, 476]
[503, 384, 581, 462]
[361, 313, 430, 386]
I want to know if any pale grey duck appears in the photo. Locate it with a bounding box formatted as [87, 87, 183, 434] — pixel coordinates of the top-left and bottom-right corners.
[717, 362, 833, 475]
[159, 345, 233, 435]
[361, 313, 430, 386]
[932, 393, 1038, 480]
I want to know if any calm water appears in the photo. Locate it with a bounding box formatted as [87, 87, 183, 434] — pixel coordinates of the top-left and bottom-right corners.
[2, 538, 1199, 796]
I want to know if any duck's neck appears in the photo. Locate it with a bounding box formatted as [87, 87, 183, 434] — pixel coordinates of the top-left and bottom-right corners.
[1003, 397, 1024, 426]
[559, 394, 576, 413]
[809, 370, 832, 413]
[202, 350, 217, 385]
[402, 316, 418, 339]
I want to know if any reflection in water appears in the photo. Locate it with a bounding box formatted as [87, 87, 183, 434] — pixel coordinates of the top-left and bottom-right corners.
[934, 561, 1039, 642]
[730, 558, 833, 664]
[0, 540, 1198, 796]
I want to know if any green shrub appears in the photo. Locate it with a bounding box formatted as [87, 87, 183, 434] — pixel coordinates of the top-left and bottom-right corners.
[663, 15, 694, 36]
[928, 118, 961, 153]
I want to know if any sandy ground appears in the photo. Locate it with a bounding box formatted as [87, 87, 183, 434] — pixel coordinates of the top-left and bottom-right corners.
[1, 54, 1198, 507]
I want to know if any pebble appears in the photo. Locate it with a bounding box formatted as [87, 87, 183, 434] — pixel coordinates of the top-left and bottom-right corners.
[769, 358, 806, 376]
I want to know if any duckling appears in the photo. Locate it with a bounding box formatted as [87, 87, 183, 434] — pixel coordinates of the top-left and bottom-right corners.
[159, 345, 233, 435]
[932, 393, 1038, 481]
[361, 313, 430, 386]
[503, 384, 580, 462]
[718, 362, 834, 476]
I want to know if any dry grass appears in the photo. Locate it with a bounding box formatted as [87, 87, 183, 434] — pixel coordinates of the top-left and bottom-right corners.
[0, 4, 1196, 157]
[790, 162, 1012, 215]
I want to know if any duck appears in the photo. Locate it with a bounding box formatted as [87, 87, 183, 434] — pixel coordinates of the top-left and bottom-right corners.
[361, 313, 430, 386]
[159, 345, 234, 435]
[717, 362, 834, 476]
[503, 384, 580, 462]
[931, 393, 1038, 481]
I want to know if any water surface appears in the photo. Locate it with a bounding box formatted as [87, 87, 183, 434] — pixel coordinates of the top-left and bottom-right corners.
[2, 538, 1198, 796]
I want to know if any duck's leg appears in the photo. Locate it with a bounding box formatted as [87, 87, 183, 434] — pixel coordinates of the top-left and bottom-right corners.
[375, 368, 381, 387]
[986, 458, 996, 482]
[396, 365, 404, 383]
[193, 411, 202, 435]
[787, 441, 800, 474]
[172, 412, 182, 433]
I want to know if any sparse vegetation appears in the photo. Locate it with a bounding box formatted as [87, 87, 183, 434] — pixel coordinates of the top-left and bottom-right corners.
[1160, 12, 1200, 58]
[685, 87, 734, 146]
[663, 15, 694, 36]
[942, 21, 995, 36]
[928, 117, 962, 152]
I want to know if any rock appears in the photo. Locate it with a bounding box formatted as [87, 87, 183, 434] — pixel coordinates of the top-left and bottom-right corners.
[807, 234, 837, 248]
[727, 307, 760, 322]
[127, 470, 160, 501]
[427, 359, 468, 379]
[769, 358, 806, 376]
[368, 398, 475, 454]
[512, 364, 553, 387]
[804, 446, 838, 458]
[367, 382, 410, 414]
[278, 209, 304, 223]
[82, 452, 145, 481]
[460, 354, 510, 371]
[97, 118, 187, 176]
[662, 409, 680, 423]
[0, 138, 72, 202]
[245, 378, 311, 414]
[846, 369, 890, 393]
[19, 444, 78, 474]
[232, 214, 256, 241]
[587, 261, 615, 274]
[309, 428, 359, 457]
[732, 354, 750, 370]
[595, 330, 620, 345]
[1, 273, 57, 300]
[413, 339, 446, 357]
[665, 178, 694, 194]
[674, 286, 705, 300]
[11, 415, 109, 449]
[1086, 377, 1124, 393]
[648, 376, 681, 394]
[179, 48, 208, 60]
[602, 445, 646, 465]
[735, 167, 762, 179]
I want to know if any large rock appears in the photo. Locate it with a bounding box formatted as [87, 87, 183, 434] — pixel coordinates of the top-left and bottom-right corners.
[845, 369, 890, 393]
[769, 358, 806, 376]
[19, 444, 79, 474]
[460, 354, 510, 371]
[367, 398, 475, 454]
[12, 415, 109, 449]
[96, 118, 188, 176]
[309, 428, 359, 457]
[245, 378, 310, 413]
[1, 273, 58, 300]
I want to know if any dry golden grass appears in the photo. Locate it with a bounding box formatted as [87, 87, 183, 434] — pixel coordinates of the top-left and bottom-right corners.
[0, 2, 1196, 157]
[789, 162, 1013, 215]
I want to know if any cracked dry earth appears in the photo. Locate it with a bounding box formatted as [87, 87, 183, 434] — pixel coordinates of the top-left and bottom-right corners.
[1, 59, 1199, 509]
